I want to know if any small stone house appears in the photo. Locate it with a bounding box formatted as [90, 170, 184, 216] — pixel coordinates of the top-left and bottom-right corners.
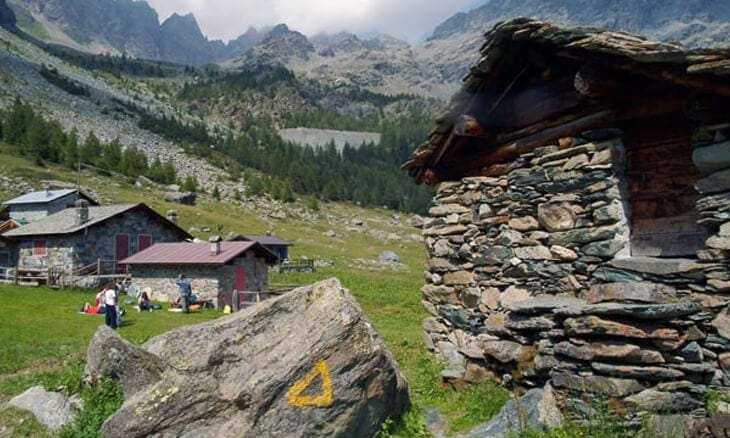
[3, 202, 190, 273]
[403, 19, 730, 416]
[2, 188, 97, 223]
[120, 239, 278, 308]
[229, 234, 293, 262]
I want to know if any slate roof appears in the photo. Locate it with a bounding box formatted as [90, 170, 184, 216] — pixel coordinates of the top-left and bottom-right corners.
[120, 241, 279, 266]
[2, 189, 96, 205]
[402, 18, 730, 183]
[235, 235, 292, 246]
[3, 203, 190, 238]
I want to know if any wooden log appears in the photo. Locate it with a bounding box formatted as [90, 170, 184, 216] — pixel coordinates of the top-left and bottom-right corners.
[454, 115, 489, 138]
[467, 161, 526, 178]
[445, 96, 686, 176]
[487, 85, 585, 129]
[496, 105, 606, 144]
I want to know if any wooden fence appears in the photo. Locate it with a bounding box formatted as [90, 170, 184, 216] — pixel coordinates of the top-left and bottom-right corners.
[0, 259, 128, 288]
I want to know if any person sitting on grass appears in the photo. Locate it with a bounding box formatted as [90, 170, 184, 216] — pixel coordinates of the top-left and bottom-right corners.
[138, 291, 152, 311]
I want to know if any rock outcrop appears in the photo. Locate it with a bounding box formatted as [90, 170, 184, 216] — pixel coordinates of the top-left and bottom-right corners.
[9, 386, 81, 432]
[91, 278, 409, 437]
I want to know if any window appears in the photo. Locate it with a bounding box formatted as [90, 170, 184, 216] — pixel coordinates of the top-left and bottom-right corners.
[33, 240, 47, 256]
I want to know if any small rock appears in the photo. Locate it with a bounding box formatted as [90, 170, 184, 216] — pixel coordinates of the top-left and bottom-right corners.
[514, 245, 553, 260]
[625, 389, 703, 412]
[9, 387, 79, 432]
[586, 282, 677, 304]
[508, 216, 540, 232]
[500, 286, 531, 309]
[591, 363, 684, 381]
[550, 372, 644, 397]
[550, 245, 578, 261]
[537, 203, 576, 232]
[462, 386, 562, 438]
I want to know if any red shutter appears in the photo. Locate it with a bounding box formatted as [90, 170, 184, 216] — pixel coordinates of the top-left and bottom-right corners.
[33, 240, 47, 256]
[137, 235, 152, 252]
[115, 234, 130, 261]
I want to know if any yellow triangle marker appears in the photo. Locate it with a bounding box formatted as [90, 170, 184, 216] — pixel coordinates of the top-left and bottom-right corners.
[287, 360, 334, 408]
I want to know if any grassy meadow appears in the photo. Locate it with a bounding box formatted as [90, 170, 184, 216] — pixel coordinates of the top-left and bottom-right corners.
[0, 154, 511, 436]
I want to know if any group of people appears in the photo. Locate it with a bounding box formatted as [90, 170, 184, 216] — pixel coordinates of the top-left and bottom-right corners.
[82, 281, 125, 329]
[82, 274, 195, 327]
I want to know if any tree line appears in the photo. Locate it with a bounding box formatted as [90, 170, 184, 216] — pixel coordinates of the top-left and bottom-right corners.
[0, 99, 176, 184]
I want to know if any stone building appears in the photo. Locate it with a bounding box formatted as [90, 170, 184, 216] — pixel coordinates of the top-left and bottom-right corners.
[228, 234, 293, 262]
[403, 19, 730, 416]
[120, 239, 278, 307]
[3, 202, 190, 273]
[2, 188, 97, 223]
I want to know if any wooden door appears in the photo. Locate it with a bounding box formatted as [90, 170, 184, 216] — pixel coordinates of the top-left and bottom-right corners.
[115, 234, 130, 261]
[235, 266, 246, 292]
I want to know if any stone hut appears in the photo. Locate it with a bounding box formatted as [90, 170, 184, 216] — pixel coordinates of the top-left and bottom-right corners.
[2, 188, 97, 223]
[403, 19, 730, 415]
[3, 203, 190, 274]
[120, 240, 278, 308]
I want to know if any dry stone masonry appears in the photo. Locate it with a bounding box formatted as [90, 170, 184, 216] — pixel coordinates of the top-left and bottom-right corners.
[421, 129, 730, 419]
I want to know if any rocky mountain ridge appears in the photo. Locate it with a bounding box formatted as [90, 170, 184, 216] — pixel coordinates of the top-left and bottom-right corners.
[8, 0, 730, 98]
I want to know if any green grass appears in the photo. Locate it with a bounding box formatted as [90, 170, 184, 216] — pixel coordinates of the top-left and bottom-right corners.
[0, 154, 510, 436]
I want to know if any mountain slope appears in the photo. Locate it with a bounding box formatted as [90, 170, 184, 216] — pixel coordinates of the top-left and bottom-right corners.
[431, 0, 730, 48]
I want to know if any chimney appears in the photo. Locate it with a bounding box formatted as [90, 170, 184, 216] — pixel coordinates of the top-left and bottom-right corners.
[209, 236, 222, 256]
[44, 185, 51, 197]
[166, 209, 179, 224]
[75, 199, 89, 226]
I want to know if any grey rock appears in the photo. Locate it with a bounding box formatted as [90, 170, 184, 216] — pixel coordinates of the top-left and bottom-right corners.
[548, 227, 615, 246]
[696, 168, 730, 194]
[500, 286, 531, 309]
[554, 341, 664, 363]
[9, 386, 80, 432]
[164, 191, 196, 205]
[625, 389, 703, 412]
[550, 372, 644, 397]
[590, 363, 684, 381]
[505, 314, 556, 331]
[85, 325, 164, 399]
[644, 415, 691, 438]
[678, 342, 703, 363]
[507, 295, 586, 314]
[586, 282, 677, 304]
[592, 203, 624, 224]
[379, 251, 400, 263]
[549, 245, 578, 261]
[102, 279, 409, 437]
[592, 268, 643, 283]
[462, 386, 562, 438]
[564, 316, 680, 340]
[581, 239, 625, 258]
[554, 301, 700, 320]
[712, 309, 730, 339]
[482, 340, 524, 363]
[707, 235, 730, 250]
[692, 141, 730, 175]
[608, 257, 709, 276]
[513, 245, 553, 260]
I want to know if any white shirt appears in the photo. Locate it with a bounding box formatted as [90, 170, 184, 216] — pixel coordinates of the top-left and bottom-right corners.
[103, 288, 117, 306]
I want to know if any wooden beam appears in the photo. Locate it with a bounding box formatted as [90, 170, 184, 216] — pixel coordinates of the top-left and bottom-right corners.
[445, 96, 687, 176]
[574, 64, 625, 98]
[684, 95, 730, 124]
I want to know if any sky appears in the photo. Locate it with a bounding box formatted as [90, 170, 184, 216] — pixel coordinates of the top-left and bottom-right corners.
[145, 0, 486, 43]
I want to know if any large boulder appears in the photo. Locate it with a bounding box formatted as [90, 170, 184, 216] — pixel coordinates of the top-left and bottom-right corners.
[99, 278, 409, 437]
[164, 191, 196, 205]
[85, 325, 164, 399]
[8, 386, 81, 432]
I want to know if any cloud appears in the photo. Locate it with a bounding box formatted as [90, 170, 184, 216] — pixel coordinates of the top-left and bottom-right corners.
[146, 0, 483, 42]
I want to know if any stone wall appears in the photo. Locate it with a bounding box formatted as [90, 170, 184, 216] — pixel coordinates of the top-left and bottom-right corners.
[129, 252, 269, 307]
[421, 130, 730, 416]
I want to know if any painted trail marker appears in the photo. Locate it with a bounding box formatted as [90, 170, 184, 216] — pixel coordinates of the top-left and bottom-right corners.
[287, 360, 334, 408]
